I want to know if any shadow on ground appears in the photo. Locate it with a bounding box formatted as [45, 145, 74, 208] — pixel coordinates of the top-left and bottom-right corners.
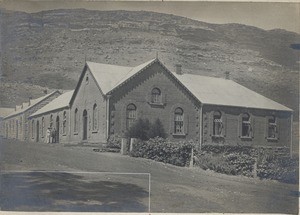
[0, 172, 148, 212]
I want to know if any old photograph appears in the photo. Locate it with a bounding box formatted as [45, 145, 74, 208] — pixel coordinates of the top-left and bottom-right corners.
[0, 0, 299, 214]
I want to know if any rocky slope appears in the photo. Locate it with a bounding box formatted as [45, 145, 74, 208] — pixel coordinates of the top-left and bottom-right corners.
[0, 9, 299, 118]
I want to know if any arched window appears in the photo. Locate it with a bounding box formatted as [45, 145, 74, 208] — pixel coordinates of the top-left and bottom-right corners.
[31, 120, 34, 139]
[267, 115, 277, 139]
[126, 104, 137, 129]
[241, 113, 251, 137]
[20, 117, 22, 134]
[151, 88, 161, 103]
[42, 117, 45, 137]
[50, 114, 53, 129]
[63, 111, 67, 134]
[213, 111, 223, 136]
[174, 107, 184, 134]
[74, 108, 78, 132]
[92, 104, 98, 130]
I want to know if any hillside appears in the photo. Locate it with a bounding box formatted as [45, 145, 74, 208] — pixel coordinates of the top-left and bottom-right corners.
[0, 9, 299, 119]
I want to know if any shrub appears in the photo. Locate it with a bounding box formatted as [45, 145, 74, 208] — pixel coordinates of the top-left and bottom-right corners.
[130, 137, 194, 167]
[194, 145, 299, 183]
[107, 134, 122, 149]
[126, 118, 166, 140]
[148, 118, 167, 139]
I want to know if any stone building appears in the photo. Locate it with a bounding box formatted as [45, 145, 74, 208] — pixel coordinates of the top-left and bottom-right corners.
[28, 90, 74, 143]
[4, 58, 293, 152]
[2, 91, 61, 141]
[49, 58, 293, 149]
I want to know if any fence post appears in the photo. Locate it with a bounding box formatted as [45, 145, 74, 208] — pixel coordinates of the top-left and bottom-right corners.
[189, 147, 194, 168]
[121, 138, 128, 155]
[253, 157, 258, 178]
[130, 138, 137, 153]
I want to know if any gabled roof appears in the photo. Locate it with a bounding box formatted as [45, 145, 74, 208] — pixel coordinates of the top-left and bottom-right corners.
[77, 58, 292, 112]
[0, 108, 14, 118]
[86, 58, 156, 95]
[30, 90, 74, 118]
[4, 91, 60, 119]
[173, 73, 292, 112]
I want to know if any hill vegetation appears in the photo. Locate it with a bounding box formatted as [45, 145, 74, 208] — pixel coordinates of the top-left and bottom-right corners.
[0, 9, 299, 119]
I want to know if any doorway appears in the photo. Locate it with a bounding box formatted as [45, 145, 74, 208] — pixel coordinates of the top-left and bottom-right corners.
[83, 110, 87, 141]
[36, 120, 39, 142]
[56, 116, 60, 143]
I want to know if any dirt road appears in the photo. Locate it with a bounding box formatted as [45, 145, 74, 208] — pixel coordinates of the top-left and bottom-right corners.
[0, 138, 298, 213]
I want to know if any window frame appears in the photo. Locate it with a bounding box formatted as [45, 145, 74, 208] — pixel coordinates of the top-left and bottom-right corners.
[267, 115, 278, 140]
[151, 88, 162, 104]
[74, 108, 78, 134]
[31, 120, 34, 139]
[240, 113, 252, 139]
[50, 114, 53, 129]
[212, 111, 223, 137]
[92, 104, 98, 132]
[62, 111, 67, 135]
[41, 117, 45, 137]
[126, 104, 137, 130]
[174, 107, 184, 135]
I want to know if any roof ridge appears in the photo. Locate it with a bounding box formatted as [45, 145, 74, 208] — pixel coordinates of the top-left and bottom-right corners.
[4, 90, 60, 119]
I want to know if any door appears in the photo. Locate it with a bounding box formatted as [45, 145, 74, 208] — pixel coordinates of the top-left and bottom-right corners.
[36, 120, 39, 142]
[56, 116, 60, 143]
[83, 110, 87, 140]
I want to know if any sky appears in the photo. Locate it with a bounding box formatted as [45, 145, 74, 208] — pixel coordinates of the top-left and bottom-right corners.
[0, 0, 299, 34]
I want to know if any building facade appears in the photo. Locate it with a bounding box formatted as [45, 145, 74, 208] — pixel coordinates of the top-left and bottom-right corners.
[3, 58, 293, 152]
[2, 91, 61, 141]
[28, 91, 73, 144]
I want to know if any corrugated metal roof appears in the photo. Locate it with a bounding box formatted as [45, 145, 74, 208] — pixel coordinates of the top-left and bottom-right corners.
[4, 91, 60, 119]
[87, 58, 156, 95]
[30, 90, 74, 118]
[0, 108, 15, 118]
[173, 73, 292, 111]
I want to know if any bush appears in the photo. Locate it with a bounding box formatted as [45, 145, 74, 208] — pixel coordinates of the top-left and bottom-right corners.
[130, 137, 194, 167]
[126, 118, 166, 140]
[257, 156, 299, 184]
[194, 145, 299, 183]
[107, 135, 122, 149]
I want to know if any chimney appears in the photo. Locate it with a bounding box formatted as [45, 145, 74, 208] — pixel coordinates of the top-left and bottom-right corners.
[225, 71, 230, 80]
[29, 96, 32, 105]
[175, 64, 182, 75]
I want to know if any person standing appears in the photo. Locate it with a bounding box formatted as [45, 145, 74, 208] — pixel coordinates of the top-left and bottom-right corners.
[46, 127, 51, 143]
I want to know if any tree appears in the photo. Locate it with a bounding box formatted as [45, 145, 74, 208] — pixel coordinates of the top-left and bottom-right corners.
[148, 118, 166, 139]
[126, 118, 166, 140]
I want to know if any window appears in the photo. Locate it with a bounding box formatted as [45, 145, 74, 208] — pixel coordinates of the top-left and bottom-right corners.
[20, 117, 22, 134]
[74, 108, 78, 132]
[241, 113, 251, 138]
[151, 88, 161, 103]
[174, 107, 184, 134]
[92, 104, 98, 130]
[31, 120, 34, 138]
[86, 74, 89, 84]
[213, 111, 223, 136]
[126, 104, 137, 129]
[267, 116, 277, 139]
[42, 117, 45, 137]
[50, 114, 53, 129]
[63, 111, 67, 134]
